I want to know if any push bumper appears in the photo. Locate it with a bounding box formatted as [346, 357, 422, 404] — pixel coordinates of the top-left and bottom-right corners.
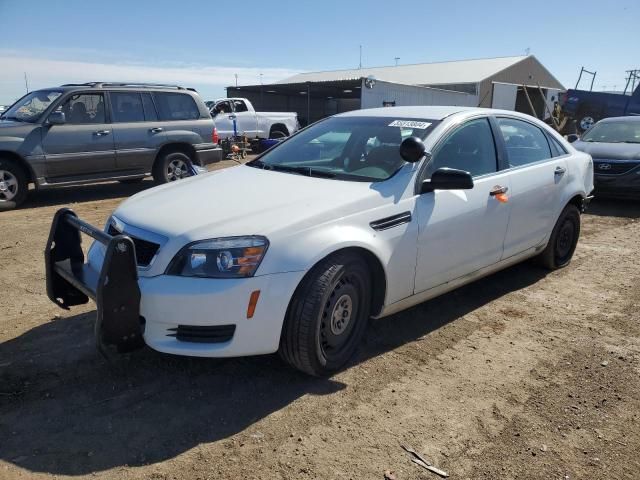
[195, 143, 223, 166]
[45, 208, 304, 358]
[45, 209, 144, 354]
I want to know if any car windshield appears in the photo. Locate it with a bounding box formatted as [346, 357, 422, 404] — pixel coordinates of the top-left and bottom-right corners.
[582, 120, 640, 144]
[247, 116, 438, 181]
[1, 90, 63, 123]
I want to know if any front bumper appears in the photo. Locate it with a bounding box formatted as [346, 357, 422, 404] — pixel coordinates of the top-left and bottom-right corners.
[594, 169, 640, 198]
[194, 143, 223, 166]
[45, 208, 305, 358]
[139, 271, 302, 357]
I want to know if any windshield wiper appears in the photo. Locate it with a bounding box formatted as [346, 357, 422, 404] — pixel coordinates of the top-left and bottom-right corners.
[246, 160, 335, 178]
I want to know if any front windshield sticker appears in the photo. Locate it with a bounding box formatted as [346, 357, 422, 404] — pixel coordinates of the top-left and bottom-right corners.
[388, 120, 432, 129]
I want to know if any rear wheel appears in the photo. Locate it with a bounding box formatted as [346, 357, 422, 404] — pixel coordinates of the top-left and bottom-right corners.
[269, 129, 288, 139]
[152, 151, 193, 184]
[0, 159, 28, 210]
[279, 252, 371, 376]
[535, 204, 581, 270]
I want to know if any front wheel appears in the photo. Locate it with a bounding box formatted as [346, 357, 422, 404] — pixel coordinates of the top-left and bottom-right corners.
[152, 151, 194, 184]
[279, 252, 372, 376]
[535, 204, 581, 270]
[0, 159, 28, 210]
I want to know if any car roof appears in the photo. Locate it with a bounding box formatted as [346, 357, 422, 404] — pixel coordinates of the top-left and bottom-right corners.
[336, 106, 530, 120]
[33, 83, 198, 94]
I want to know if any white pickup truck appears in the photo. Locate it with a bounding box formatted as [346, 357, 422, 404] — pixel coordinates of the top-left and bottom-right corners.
[210, 98, 298, 140]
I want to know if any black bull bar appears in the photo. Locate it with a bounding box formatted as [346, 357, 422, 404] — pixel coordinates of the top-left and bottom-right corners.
[45, 208, 144, 354]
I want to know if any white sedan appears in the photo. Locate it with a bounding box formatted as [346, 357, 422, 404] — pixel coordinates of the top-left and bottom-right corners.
[45, 106, 593, 376]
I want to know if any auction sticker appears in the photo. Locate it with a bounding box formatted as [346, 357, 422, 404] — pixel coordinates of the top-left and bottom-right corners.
[388, 120, 432, 129]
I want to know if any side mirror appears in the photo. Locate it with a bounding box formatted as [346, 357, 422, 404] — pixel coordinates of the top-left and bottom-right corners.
[566, 134, 579, 143]
[421, 168, 474, 193]
[399, 136, 427, 163]
[48, 111, 66, 125]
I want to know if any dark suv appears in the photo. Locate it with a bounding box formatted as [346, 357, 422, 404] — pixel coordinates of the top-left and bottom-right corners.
[0, 82, 222, 209]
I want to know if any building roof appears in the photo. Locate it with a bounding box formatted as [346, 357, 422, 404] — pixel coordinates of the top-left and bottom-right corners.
[276, 55, 529, 86]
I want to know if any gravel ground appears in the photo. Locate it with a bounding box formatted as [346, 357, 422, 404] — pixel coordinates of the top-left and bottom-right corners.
[1, 161, 639, 479]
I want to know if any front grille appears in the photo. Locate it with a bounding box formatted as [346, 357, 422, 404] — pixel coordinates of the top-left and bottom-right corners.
[107, 224, 160, 267]
[167, 325, 236, 343]
[593, 160, 639, 176]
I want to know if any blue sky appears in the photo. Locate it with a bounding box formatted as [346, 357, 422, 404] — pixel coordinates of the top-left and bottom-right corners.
[1, 0, 638, 104]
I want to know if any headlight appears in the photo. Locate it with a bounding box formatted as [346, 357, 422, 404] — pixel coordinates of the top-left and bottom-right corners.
[167, 236, 269, 278]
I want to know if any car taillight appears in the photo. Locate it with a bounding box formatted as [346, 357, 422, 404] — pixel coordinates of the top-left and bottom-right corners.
[212, 127, 219, 144]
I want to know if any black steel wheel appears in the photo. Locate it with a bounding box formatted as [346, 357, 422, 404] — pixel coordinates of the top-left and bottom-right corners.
[535, 204, 581, 269]
[279, 252, 371, 376]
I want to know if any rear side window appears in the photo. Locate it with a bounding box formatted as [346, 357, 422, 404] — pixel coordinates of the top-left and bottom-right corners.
[497, 118, 552, 167]
[141, 93, 158, 121]
[233, 100, 248, 112]
[431, 118, 498, 177]
[548, 135, 567, 157]
[153, 93, 200, 121]
[110, 92, 145, 123]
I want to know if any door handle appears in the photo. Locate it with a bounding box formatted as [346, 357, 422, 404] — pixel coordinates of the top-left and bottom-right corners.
[93, 130, 110, 136]
[489, 185, 509, 196]
[554, 166, 567, 175]
[228, 115, 236, 120]
[149, 127, 164, 133]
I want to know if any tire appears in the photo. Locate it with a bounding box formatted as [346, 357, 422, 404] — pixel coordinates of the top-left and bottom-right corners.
[535, 204, 581, 270]
[0, 159, 28, 210]
[577, 112, 598, 133]
[118, 178, 145, 185]
[269, 129, 288, 139]
[152, 151, 193, 184]
[279, 252, 372, 376]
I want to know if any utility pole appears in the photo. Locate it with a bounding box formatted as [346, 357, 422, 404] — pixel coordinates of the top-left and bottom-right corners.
[394, 57, 400, 66]
[525, 47, 530, 55]
[359, 45, 362, 69]
[260, 73, 264, 110]
[24, 72, 29, 93]
[234, 74, 238, 87]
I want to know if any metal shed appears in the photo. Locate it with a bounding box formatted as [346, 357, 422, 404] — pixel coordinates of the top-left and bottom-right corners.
[228, 55, 564, 125]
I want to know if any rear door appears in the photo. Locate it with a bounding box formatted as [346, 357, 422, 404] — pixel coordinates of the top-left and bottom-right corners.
[109, 91, 166, 174]
[414, 117, 512, 292]
[495, 116, 569, 258]
[42, 92, 116, 179]
[231, 99, 258, 137]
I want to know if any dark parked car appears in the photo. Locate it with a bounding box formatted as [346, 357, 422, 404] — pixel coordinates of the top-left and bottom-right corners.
[0, 83, 222, 209]
[570, 116, 640, 198]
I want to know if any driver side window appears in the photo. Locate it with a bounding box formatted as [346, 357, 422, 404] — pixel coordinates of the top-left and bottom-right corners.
[55, 94, 105, 124]
[431, 118, 498, 177]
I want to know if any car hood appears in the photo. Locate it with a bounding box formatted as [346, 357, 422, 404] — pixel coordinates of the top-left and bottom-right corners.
[114, 165, 388, 242]
[573, 140, 640, 160]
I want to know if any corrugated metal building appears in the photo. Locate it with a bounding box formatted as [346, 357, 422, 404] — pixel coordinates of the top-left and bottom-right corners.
[226, 55, 564, 125]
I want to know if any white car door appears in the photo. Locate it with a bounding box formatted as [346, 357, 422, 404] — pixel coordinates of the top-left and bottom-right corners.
[211, 100, 235, 138]
[231, 99, 258, 137]
[414, 117, 512, 293]
[494, 117, 569, 258]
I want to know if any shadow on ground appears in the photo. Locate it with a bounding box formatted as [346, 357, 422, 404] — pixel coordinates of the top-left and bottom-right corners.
[0, 262, 547, 475]
[18, 180, 155, 210]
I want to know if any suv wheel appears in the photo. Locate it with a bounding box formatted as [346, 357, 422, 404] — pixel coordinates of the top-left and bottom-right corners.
[279, 252, 371, 376]
[535, 204, 581, 270]
[0, 159, 28, 210]
[153, 152, 194, 184]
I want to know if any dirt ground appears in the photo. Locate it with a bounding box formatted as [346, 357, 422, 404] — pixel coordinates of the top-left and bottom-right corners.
[1, 159, 639, 480]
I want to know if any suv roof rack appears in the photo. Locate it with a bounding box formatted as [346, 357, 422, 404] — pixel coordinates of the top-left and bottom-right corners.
[60, 82, 188, 90]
